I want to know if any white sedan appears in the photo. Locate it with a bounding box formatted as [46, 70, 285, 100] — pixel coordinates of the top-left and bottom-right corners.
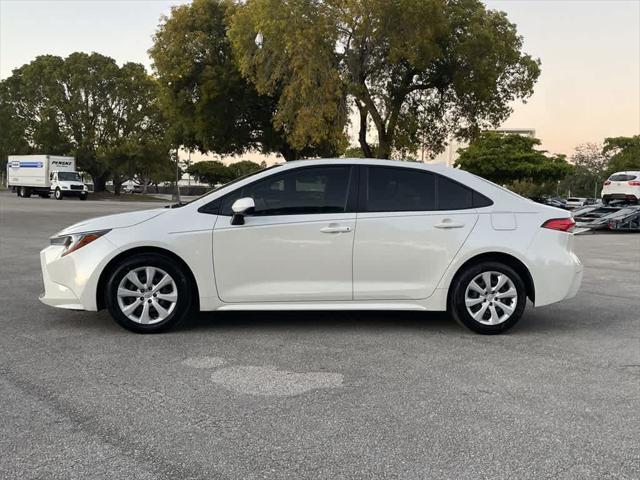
[40, 159, 583, 334]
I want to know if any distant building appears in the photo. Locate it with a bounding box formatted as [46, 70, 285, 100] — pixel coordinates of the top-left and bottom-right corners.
[490, 128, 536, 138]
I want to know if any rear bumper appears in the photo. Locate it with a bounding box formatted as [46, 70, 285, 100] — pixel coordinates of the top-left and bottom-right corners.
[563, 257, 583, 301]
[602, 193, 639, 201]
[526, 230, 584, 307]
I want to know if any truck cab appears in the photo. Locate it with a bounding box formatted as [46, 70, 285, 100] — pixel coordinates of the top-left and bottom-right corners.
[50, 170, 88, 200]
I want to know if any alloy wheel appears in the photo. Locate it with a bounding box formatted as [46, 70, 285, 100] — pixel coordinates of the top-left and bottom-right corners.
[464, 271, 518, 325]
[116, 266, 178, 324]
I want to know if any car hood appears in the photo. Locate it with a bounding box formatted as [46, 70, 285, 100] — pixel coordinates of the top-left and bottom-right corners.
[55, 208, 166, 236]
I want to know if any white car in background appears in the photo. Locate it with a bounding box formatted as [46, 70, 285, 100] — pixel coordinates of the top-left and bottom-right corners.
[565, 197, 587, 209]
[39, 159, 583, 335]
[601, 171, 640, 204]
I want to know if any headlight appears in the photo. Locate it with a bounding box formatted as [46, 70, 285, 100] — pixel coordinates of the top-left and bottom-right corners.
[50, 230, 110, 257]
[61, 186, 69, 190]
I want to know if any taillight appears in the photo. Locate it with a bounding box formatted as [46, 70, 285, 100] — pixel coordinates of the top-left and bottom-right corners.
[603, 180, 611, 186]
[628, 181, 640, 186]
[542, 217, 575, 232]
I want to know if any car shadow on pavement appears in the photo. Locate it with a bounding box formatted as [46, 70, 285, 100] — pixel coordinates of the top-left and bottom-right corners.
[179, 310, 462, 334]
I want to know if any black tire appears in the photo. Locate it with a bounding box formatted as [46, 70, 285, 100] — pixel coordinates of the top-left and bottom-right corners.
[19, 186, 31, 198]
[54, 188, 63, 200]
[105, 253, 194, 333]
[79, 192, 88, 200]
[449, 261, 527, 335]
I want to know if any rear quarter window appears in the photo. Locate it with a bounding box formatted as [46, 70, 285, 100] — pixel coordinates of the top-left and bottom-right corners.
[436, 175, 493, 210]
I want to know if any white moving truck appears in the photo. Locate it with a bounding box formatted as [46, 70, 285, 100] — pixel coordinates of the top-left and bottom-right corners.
[7, 155, 88, 200]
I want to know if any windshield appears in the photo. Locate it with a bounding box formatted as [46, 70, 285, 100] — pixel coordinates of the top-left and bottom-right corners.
[58, 172, 81, 182]
[170, 164, 283, 208]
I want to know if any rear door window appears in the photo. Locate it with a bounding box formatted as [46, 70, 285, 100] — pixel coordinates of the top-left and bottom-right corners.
[363, 166, 493, 212]
[364, 166, 436, 212]
[436, 175, 493, 210]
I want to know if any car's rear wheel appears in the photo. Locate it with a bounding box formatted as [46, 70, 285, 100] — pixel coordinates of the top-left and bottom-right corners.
[105, 253, 194, 333]
[450, 262, 526, 334]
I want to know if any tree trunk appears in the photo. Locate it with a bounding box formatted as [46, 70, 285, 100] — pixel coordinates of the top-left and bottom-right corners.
[377, 133, 392, 159]
[92, 174, 108, 193]
[357, 104, 373, 158]
[113, 176, 122, 196]
[279, 143, 299, 161]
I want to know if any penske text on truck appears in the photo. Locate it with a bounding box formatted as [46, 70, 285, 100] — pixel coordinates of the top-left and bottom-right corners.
[7, 155, 88, 200]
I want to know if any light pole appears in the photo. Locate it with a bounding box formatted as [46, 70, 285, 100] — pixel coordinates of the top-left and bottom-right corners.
[174, 148, 181, 204]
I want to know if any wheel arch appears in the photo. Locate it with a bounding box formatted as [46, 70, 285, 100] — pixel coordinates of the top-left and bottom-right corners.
[96, 246, 200, 311]
[446, 252, 535, 306]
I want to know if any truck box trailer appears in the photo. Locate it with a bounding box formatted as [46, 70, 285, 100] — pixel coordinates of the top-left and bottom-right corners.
[7, 155, 88, 200]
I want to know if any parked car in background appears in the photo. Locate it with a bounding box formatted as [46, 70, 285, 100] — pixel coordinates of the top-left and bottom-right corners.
[545, 197, 569, 209]
[602, 171, 640, 204]
[122, 182, 144, 194]
[566, 197, 587, 209]
[39, 159, 583, 335]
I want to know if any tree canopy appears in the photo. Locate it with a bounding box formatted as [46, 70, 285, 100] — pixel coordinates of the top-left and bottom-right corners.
[228, 0, 540, 159]
[149, 0, 344, 160]
[455, 132, 571, 192]
[1, 53, 169, 191]
[603, 135, 640, 173]
[187, 159, 262, 186]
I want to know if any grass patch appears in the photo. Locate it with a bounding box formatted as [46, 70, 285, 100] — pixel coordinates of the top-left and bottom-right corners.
[88, 191, 166, 202]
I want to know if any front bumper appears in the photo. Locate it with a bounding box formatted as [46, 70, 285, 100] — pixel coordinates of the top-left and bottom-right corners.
[39, 236, 115, 311]
[59, 189, 88, 197]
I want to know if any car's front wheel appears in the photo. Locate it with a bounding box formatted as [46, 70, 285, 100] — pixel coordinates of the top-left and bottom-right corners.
[105, 253, 194, 333]
[450, 262, 527, 334]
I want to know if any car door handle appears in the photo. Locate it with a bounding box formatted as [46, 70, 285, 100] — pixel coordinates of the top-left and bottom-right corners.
[320, 224, 352, 234]
[434, 220, 465, 229]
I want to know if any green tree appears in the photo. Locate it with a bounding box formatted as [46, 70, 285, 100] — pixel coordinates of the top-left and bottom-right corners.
[228, 0, 540, 159]
[226, 160, 263, 178]
[557, 143, 610, 197]
[603, 136, 640, 173]
[187, 161, 233, 186]
[455, 132, 571, 194]
[1, 53, 167, 191]
[149, 0, 343, 161]
[0, 83, 30, 172]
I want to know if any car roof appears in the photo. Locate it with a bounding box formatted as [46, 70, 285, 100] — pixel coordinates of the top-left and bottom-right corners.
[190, 157, 541, 213]
[279, 158, 448, 170]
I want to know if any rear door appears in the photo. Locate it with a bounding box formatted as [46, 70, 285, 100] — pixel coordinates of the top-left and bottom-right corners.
[353, 166, 482, 300]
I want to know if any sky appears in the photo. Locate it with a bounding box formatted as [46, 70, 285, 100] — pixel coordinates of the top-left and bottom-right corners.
[1, 0, 639, 158]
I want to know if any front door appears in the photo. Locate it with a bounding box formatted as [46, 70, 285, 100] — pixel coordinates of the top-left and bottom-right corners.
[213, 165, 356, 303]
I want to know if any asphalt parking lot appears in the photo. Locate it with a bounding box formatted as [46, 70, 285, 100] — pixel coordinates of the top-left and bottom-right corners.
[1, 191, 638, 480]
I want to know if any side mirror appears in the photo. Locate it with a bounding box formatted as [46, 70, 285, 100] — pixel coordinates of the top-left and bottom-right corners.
[230, 197, 255, 225]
